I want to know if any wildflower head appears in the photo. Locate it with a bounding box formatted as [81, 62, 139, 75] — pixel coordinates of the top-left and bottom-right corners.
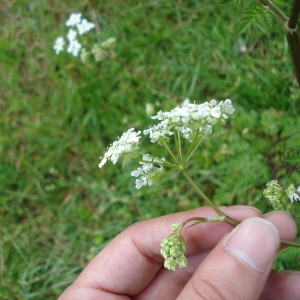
[131, 156, 165, 189]
[65, 13, 82, 27]
[99, 128, 141, 168]
[160, 232, 187, 271]
[144, 99, 235, 143]
[53, 37, 65, 55]
[99, 100, 235, 189]
[263, 180, 299, 212]
[53, 13, 95, 57]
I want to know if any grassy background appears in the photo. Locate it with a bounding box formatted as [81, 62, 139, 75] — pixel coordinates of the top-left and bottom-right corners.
[1, 0, 300, 298]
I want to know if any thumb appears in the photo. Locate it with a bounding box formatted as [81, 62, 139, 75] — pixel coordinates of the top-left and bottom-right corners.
[177, 217, 280, 300]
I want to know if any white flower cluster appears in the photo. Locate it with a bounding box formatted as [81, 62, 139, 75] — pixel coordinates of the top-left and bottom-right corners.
[144, 99, 235, 143]
[131, 156, 165, 189]
[99, 128, 141, 168]
[99, 100, 235, 189]
[53, 13, 95, 57]
[286, 184, 300, 203]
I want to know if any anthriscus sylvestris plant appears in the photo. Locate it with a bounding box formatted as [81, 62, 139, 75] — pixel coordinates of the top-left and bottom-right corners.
[54, 8, 300, 271]
[98, 99, 300, 271]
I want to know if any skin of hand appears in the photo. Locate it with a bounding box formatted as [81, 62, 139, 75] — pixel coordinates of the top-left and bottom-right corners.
[58, 206, 299, 300]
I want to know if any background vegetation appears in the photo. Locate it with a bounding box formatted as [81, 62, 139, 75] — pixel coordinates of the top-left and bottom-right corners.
[1, 0, 299, 298]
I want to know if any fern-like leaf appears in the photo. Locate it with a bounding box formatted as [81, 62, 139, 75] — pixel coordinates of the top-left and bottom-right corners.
[284, 155, 300, 167]
[220, 0, 252, 8]
[232, 2, 273, 37]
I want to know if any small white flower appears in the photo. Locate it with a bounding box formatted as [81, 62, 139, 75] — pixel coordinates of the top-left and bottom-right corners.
[99, 128, 141, 168]
[76, 19, 95, 35]
[143, 123, 174, 145]
[145, 103, 154, 116]
[66, 13, 82, 27]
[67, 29, 77, 42]
[53, 37, 65, 54]
[148, 99, 234, 143]
[182, 98, 190, 105]
[223, 99, 235, 115]
[286, 184, 300, 203]
[67, 39, 82, 57]
[131, 156, 165, 189]
[210, 106, 221, 118]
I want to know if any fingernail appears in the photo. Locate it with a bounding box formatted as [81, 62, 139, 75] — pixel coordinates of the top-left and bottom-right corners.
[232, 205, 261, 214]
[225, 217, 280, 272]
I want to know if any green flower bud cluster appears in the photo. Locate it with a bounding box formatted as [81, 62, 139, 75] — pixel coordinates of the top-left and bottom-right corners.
[91, 37, 116, 62]
[80, 37, 117, 64]
[160, 223, 187, 271]
[263, 180, 296, 212]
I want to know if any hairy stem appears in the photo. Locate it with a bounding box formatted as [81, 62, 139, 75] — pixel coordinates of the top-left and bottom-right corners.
[286, 0, 300, 87]
[260, 0, 300, 86]
[259, 0, 288, 25]
[286, 32, 300, 86]
[288, 0, 300, 29]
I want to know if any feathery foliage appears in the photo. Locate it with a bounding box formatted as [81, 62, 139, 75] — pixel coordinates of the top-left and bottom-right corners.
[237, 3, 273, 36]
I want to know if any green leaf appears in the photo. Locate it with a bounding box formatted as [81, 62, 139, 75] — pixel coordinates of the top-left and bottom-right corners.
[220, 0, 254, 8]
[232, 2, 273, 37]
[284, 155, 300, 166]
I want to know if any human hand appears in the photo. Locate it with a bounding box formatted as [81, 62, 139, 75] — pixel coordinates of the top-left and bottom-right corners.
[58, 206, 299, 300]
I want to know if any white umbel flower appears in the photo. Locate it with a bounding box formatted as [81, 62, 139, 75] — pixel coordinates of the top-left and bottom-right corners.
[145, 99, 235, 143]
[99, 128, 141, 168]
[76, 19, 95, 35]
[53, 37, 65, 54]
[66, 28, 77, 42]
[66, 13, 82, 27]
[143, 123, 174, 145]
[54, 13, 95, 57]
[131, 156, 165, 189]
[67, 39, 82, 57]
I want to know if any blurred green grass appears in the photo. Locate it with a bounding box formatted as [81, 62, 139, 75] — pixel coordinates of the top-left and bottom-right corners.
[1, 0, 299, 298]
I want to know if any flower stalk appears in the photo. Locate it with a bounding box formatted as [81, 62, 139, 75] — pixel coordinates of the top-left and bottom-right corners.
[98, 99, 300, 270]
[259, 0, 300, 86]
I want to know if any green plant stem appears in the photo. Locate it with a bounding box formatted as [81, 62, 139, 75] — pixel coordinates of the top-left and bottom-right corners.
[259, 0, 288, 25]
[133, 156, 178, 169]
[180, 216, 300, 248]
[182, 169, 225, 217]
[286, 0, 300, 87]
[286, 32, 300, 86]
[173, 129, 182, 164]
[163, 141, 180, 165]
[260, 0, 300, 87]
[177, 130, 183, 163]
[182, 170, 240, 226]
[184, 133, 208, 165]
[288, 0, 300, 29]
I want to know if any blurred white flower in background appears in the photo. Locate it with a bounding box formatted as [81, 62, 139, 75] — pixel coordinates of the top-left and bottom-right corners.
[53, 13, 95, 57]
[65, 13, 82, 26]
[77, 19, 95, 35]
[53, 37, 65, 54]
